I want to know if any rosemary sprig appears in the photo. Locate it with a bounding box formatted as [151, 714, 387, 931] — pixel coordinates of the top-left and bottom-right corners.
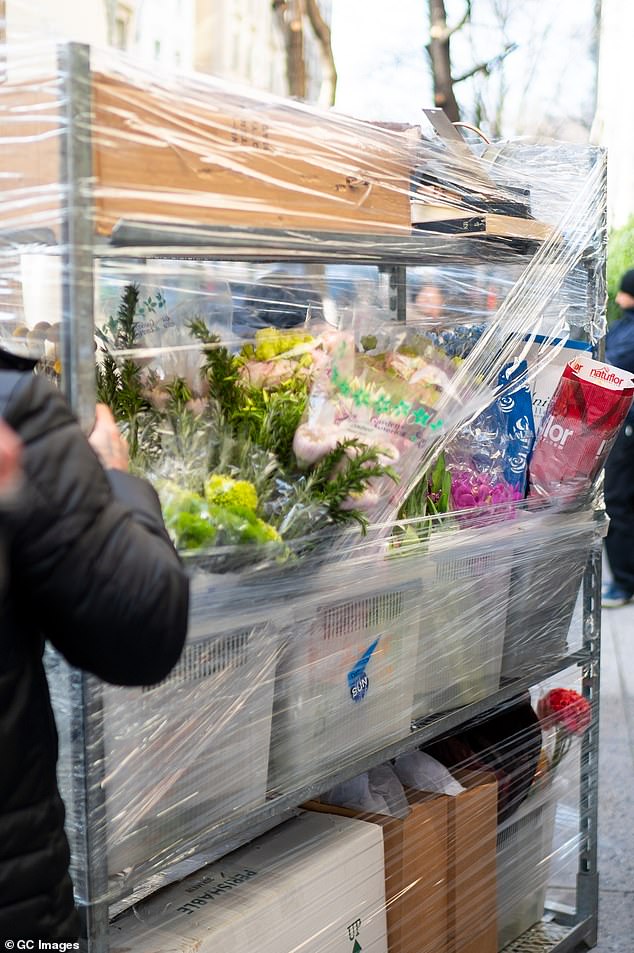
[302, 438, 398, 531]
[114, 284, 141, 350]
[95, 282, 156, 460]
[188, 319, 242, 417]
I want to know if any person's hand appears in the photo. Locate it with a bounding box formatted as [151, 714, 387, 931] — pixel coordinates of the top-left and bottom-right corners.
[0, 417, 22, 500]
[89, 404, 129, 472]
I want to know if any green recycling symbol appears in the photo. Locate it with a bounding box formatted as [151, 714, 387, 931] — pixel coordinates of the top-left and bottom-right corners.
[352, 942, 362, 953]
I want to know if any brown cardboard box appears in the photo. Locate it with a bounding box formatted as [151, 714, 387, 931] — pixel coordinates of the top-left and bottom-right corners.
[411, 201, 555, 242]
[304, 771, 497, 953]
[91, 72, 414, 237]
[449, 773, 498, 953]
[2, 62, 549, 251]
[0, 80, 61, 235]
[0, 64, 414, 242]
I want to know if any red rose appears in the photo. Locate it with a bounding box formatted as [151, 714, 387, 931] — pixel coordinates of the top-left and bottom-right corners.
[537, 688, 591, 736]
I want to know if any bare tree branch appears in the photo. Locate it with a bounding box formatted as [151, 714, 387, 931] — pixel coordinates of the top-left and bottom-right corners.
[305, 0, 337, 106]
[448, 0, 472, 38]
[453, 42, 518, 85]
[274, 0, 307, 99]
[429, 0, 472, 42]
[427, 0, 462, 121]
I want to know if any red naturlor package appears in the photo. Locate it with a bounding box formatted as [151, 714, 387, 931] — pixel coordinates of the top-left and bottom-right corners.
[528, 356, 634, 505]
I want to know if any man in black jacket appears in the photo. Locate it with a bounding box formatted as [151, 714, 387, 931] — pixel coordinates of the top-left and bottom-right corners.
[0, 351, 189, 941]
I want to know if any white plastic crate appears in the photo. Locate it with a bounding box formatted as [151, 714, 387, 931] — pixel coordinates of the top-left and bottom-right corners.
[268, 573, 420, 793]
[501, 513, 597, 681]
[496, 781, 560, 950]
[411, 536, 511, 720]
[50, 573, 282, 886]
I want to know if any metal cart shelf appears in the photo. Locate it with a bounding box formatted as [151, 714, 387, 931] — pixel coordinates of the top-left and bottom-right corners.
[23, 41, 606, 953]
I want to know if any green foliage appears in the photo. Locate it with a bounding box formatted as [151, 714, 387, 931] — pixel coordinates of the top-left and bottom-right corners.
[400, 452, 451, 521]
[188, 320, 243, 415]
[170, 509, 218, 550]
[189, 317, 310, 468]
[607, 216, 634, 324]
[235, 377, 310, 468]
[296, 438, 398, 532]
[160, 480, 281, 551]
[392, 452, 452, 550]
[114, 283, 141, 349]
[208, 427, 280, 506]
[95, 283, 157, 460]
[103, 308, 400, 556]
[159, 376, 212, 467]
[205, 504, 282, 546]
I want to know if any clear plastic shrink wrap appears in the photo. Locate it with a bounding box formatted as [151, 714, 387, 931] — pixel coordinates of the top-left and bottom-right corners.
[0, 23, 613, 953]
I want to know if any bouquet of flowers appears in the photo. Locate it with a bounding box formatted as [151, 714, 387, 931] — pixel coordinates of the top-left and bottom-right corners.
[450, 468, 523, 511]
[96, 286, 401, 570]
[534, 687, 592, 783]
[446, 358, 535, 521]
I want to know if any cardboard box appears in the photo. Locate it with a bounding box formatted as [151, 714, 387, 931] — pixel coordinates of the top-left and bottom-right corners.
[305, 772, 498, 953]
[0, 79, 62, 235]
[411, 202, 555, 242]
[449, 774, 498, 953]
[306, 794, 446, 953]
[0, 62, 414, 242]
[91, 72, 414, 237]
[110, 811, 388, 953]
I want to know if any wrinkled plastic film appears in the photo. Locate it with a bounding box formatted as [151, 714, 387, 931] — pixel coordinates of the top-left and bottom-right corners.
[46, 511, 602, 920]
[0, 44, 611, 524]
[104, 666, 591, 953]
[0, 28, 610, 953]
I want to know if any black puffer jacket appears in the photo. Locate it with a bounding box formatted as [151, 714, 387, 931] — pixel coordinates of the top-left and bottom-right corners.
[0, 357, 189, 940]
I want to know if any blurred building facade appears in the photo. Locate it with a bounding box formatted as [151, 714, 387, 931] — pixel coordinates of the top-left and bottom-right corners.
[593, 0, 634, 228]
[194, 0, 287, 95]
[5, 0, 109, 50]
[3, 0, 331, 103]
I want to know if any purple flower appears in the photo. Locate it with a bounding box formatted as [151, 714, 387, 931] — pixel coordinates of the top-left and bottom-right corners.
[450, 469, 522, 512]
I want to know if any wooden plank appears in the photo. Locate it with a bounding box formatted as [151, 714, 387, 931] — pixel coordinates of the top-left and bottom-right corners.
[0, 75, 62, 235]
[91, 71, 415, 237]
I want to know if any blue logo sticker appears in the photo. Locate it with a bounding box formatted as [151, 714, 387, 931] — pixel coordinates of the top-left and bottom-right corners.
[347, 638, 380, 703]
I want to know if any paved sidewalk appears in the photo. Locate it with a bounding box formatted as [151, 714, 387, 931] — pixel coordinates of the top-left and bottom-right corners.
[589, 601, 634, 951]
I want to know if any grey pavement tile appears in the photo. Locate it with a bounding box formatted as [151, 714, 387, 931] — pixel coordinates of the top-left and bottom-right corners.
[593, 607, 634, 946]
[556, 570, 632, 929]
[601, 612, 634, 677]
[598, 838, 634, 892]
[599, 721, 630, 749]
[592, 889, 634, 952]
[598, 724, 634, 767]
[600, 610, 634, 770]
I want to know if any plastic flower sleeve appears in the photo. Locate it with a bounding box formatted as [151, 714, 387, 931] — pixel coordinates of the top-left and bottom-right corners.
[293, 327, 465, 527]
[528, 355, 634, 507]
